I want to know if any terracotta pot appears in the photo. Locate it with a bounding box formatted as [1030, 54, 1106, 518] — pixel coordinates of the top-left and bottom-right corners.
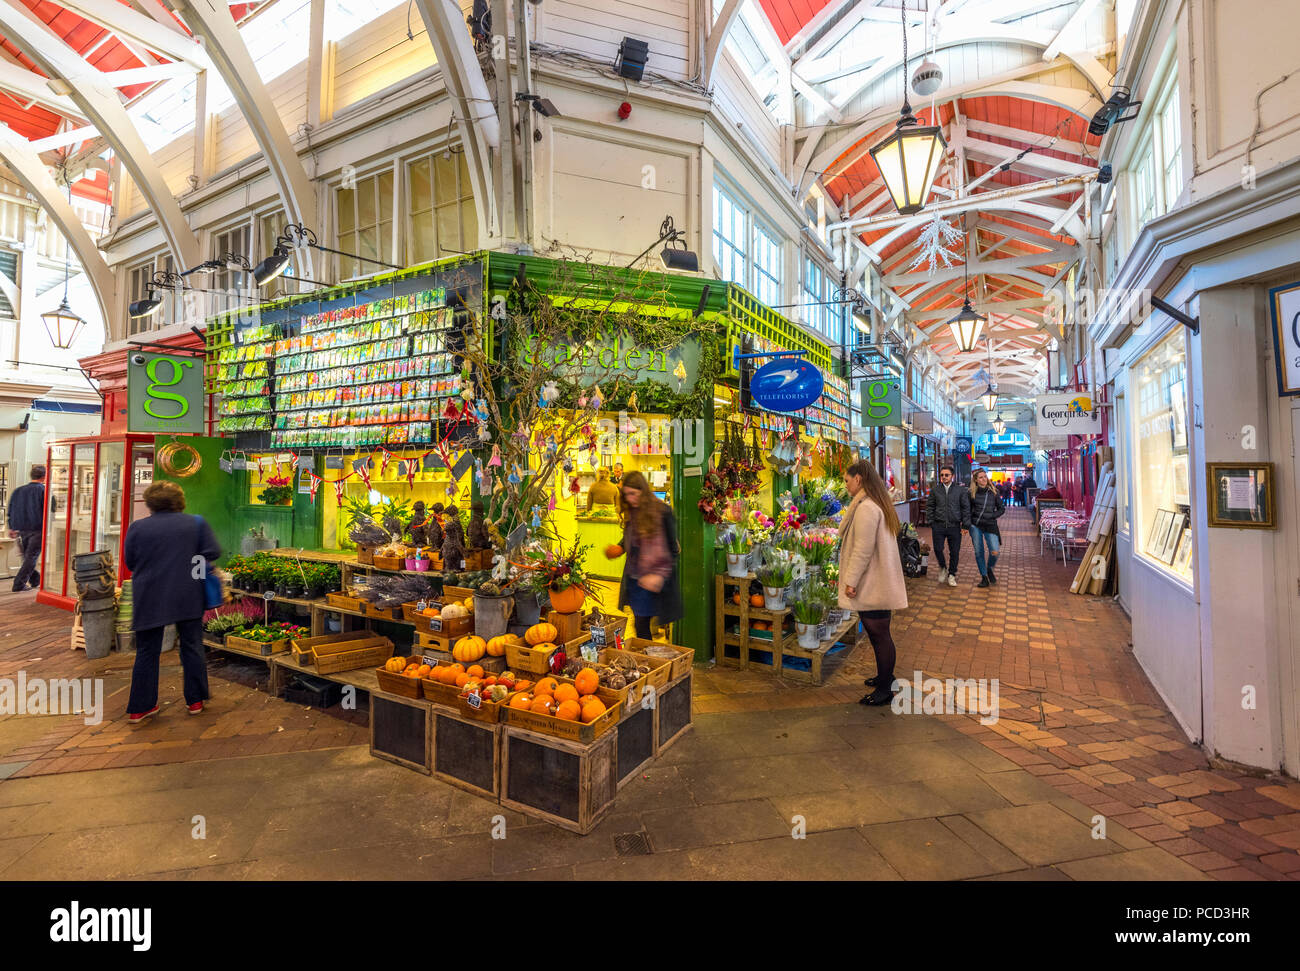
[548, 584, 586, 614]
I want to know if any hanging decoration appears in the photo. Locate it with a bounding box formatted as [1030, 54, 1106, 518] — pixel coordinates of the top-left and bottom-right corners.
[905, 214, 964, 273]
[308, 472, 322, 503]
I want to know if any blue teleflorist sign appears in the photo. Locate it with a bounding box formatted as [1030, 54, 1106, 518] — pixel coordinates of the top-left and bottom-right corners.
[750, 357, 825, 412]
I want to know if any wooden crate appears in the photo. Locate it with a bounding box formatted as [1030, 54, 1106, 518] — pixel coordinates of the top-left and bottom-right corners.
[654, 671, 693, 754]
[501, 684, 621, 743]
[500, 725, 617, 835]
[362, 601, 404, 621]
[621, 639, 691, 683]
[226, 634, 290, 656]
[441, 585, 474, 603]
[372, 555, 404, 571]
[427, 610, 473, 639]
[776, 615, 857, 685]
[506, 637, 565, 675]
[291, 632, 394, 674]
[545, 609, 584, 646]
[375, 657, 424, 698]
[615, 704, 656, 790]
[326, 592, 363, 611]
[431, 706, 502, 798]
[370, 690, 432, 774]
[423, 681, 511, 724]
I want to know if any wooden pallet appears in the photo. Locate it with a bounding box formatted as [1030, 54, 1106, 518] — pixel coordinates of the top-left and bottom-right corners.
[776, 615, 858, 684]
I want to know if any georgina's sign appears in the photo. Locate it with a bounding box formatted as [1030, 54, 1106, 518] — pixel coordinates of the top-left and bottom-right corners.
[1035, 392, 1102, 435]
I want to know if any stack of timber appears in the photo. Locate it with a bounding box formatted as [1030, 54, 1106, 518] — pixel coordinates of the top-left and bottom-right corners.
[1070, 461, 1117, 595]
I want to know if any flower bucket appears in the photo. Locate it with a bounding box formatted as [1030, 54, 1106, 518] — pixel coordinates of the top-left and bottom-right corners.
[763, 586, 787, 610]
[795, 622, 820, 649]
[412, 559, 430, 572]
[725, 552, 749, 578]
[514, 590, 543, 626]
[404, 558, 419, 571]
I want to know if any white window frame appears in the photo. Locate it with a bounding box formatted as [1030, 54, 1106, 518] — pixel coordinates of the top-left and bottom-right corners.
[712, 177, 784, 306]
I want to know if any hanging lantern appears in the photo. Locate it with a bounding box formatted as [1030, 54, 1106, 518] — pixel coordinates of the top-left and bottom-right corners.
[980, 384, 998, 413]
[946, 300, 986, 352]
[41, 296, 86, 350]
[869, 2, 946, 215]
[992, 414, 1006, 435]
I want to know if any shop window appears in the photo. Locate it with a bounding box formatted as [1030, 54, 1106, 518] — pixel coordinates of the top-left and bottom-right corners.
[0, 250, 17, 318]
[408, 151, 477, 266]
[336, 170, 394, 279]
[127, 259, 155, 335]
[712, 182, 746, 286]
[752, 222, 781, 307]
[210, 222, 251, 315]
[257, 210, 294, 297]
[1115, 391, 1130, 534]
[1133, 328, 1192, 579]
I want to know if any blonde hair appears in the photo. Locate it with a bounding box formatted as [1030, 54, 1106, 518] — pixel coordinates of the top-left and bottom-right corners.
[969, 468, 991, 499]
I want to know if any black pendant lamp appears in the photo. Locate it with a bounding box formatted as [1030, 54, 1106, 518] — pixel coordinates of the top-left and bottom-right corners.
[946, 215, 986, 352]
[868, 0, 947, 215]
[41, 172, 87, 349]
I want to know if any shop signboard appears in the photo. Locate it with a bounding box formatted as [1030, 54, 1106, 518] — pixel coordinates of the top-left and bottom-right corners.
[520, 332, 701, 389]
[858, 377, 903, 427]
[127, 352, 203, 435]
[1269, 281, 1300, 396]
[911, 410, 934, 434]
[1034, 391, 1101, 436]
[749, 357, 824, 412]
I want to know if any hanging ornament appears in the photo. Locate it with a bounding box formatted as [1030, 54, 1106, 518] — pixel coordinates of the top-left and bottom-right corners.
[443, 398, 462, 420]
[589, 385, 603, 411]
[673, 359, 688, 391]
[547, 492, 557, 512]
[406, 459, 419, 490]
[477, 425, 491, 443]
[570, 476, 582, 495]
[474, 398, 490, 425]
[333, 475, 350, 507]
[540, 381, 560, 407]
[357, 460, 371, 490]
[906, 214, 964, 273]
[491, 552, 510, 582]
[626, 390, 639, 413]
[507, 465, 522, 486]
[577, 392, 588, 408]
[488, 444, 503, 467]
[445, 482, 458, 497]
[561, 454, 573, 473]
[531, 507, 542, 529]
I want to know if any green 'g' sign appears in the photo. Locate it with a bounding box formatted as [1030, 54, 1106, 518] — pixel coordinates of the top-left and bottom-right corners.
[128, 352, 203, 434]
[859, 379, 902, 428]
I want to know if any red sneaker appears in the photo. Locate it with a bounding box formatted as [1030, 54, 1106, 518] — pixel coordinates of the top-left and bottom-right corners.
[129, 706, 159, 725]
[187, 701, 204, 715]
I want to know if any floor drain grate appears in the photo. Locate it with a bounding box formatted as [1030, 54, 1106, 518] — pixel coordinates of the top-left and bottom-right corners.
[614, 832, 653, 856]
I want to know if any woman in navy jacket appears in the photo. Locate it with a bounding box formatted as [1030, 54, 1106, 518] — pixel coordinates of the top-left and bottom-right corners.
[124, 481, 220, 724]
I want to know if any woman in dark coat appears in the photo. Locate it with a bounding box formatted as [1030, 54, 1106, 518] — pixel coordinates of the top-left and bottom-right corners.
[607, 470, 682, 640]
[124, 480, 220, 724]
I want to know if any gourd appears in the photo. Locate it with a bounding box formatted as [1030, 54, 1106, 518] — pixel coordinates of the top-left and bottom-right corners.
[487, 634, 517, 657]
[526, 622, 558, 645]
[384, 657, 406, 673]
[452, 635, 487, 663]
[440, 603, 469, 620]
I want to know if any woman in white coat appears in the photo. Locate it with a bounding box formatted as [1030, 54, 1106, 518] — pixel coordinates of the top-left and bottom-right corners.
[838, 459, 909, 705]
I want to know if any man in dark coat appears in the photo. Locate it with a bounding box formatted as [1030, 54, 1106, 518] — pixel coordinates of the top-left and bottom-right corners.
[7, 465, 46, 591]
[925, 464, 970, 588]
[123, 480, 220, 723]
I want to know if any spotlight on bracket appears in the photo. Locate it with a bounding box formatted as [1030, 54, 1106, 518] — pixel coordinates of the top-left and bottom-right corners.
[615, 37, 649, 81]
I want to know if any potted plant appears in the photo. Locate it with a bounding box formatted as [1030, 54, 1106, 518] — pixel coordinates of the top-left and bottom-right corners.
[257, 474, 294, 506]
[407, 547, 432, 572]
[250, 553, 277, 593]
[521, 539, 600, 614]
[755, 549, 795, 610]
[792, 578, 832, 648]
[723, 529, 751, 578]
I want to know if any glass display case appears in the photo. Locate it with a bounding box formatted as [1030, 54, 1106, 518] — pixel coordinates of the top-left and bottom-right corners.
[38, 436, 156, 609]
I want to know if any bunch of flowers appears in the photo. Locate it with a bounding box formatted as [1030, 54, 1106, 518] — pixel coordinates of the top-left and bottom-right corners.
[776, 503, 807, 531]
[239, 621, 308, 643]
[824, 562, 839, 586]
[257, 473, 294, 505]
[745, 507, 774, 544]
[798, 530, 838, 568]
[698, 460, 764, 524]
[520, 539, 600, 598]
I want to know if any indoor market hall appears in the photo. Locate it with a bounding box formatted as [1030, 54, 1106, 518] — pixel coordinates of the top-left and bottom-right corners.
[0, 0, 1296, 938]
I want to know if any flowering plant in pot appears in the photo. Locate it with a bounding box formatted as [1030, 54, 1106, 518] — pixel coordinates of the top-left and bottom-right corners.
[754, 549, 795, 610]
[521, 539, 600, 613]
[791, 578, 833, 648]
[798, 530, 838, 572]
[257, 474, 293, 506]
[723, 529, 750, 578]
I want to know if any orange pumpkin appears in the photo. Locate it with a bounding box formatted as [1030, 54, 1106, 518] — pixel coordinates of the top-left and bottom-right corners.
[732, 592, 742, 605]
[556, 699, 583, 721]
[553, 683, 580, 705]
[487, 634, 517, 657]
[580, 697, 607, 723]
[466, 664, 485, 679]
[548, 585, 586, 614]
[749, 593, 764, 607]
[574, 668, 599, 696]
[534, 677, 559, 697]
[604, 544, 624, 559]
[529, 695, 556, 715]
[514, 680, 534, 693]
[452, 636, 487, 664]
[509, 693, 533, 710]
[525, 623, 558, 646]
[383, 657, 406, 673]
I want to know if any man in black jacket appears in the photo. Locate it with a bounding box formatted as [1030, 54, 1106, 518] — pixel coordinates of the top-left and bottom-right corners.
[925, 465, 969, 588]
[7, 465, 46, 592]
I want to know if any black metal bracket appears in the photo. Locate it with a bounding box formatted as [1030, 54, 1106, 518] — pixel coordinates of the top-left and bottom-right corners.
[1151, 295, 1199, 335]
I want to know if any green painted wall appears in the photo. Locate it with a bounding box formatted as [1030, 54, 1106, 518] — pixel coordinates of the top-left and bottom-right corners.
[153, 436, 238, 563]
[673, 418, 715, 661]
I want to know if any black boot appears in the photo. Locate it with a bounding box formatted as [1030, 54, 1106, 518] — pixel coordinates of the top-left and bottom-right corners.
[987, 556, 998, 585]
[859, 686, 895, 706]
[977, 575, 990, 588]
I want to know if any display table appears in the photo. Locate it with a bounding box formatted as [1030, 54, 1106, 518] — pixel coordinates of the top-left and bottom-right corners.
[714, 574, 857, 684]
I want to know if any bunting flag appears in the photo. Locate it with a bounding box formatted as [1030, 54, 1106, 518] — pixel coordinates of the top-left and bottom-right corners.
[333, 473, 353, 507]
[357, 459, 371, 490]
[406, 459, 419, 490]
[308, 472, 322, 503]
[379, 447, 393, 476]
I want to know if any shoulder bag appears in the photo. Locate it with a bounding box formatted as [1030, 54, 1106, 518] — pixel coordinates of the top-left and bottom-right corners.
[195, 515, 224, 610]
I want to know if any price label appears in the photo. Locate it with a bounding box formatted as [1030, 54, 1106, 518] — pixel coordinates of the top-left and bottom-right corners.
[589, 625, 606, 647]
[580, 639, 598, 663]
[421, 654, 442, 667]
[465, 691, 482, 710]
[262, 591, 275, 602]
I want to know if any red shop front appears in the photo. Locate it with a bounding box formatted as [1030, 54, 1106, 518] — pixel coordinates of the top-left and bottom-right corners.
[35, 333, 210, 610]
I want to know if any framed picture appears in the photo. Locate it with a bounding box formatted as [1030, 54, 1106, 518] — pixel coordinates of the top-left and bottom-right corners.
[1147, 508, 1171, 557]
[1172, 454, 1190, 507]
[1160, 511, 1185, 564]
[1173, 528, 1194, 576]
[1207, 462, 1276, 528]
[1269, 280, 1300, 397]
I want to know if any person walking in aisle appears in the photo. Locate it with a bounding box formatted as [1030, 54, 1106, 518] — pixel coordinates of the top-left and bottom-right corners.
[968, 468, 1006, 587]
[925, 464, 969, 587]
[608, 470, 682, 639]
[6, 465, 46, 592]
[838, 460, 908, 706]
[124, 481, 220, 724]
[1013, 475, 1026, 507]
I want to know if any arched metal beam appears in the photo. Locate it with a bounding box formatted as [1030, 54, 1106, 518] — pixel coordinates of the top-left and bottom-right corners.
[0, 3, 201, 269]
[168, 0, 318, 276]
[0, 124, 117, 334]
[414, 0, 499, 243]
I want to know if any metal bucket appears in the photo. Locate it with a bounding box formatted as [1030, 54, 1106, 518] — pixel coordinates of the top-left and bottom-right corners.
[474, 594, 513, 639]
[79, 596, 116, 660]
